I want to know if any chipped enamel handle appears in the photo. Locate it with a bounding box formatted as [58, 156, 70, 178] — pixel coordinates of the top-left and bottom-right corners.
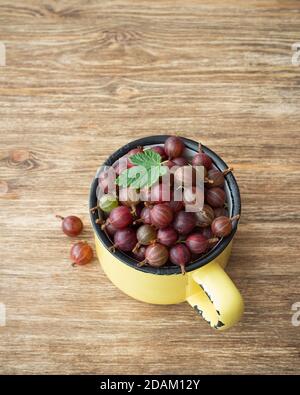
[187, 261, 244, 330]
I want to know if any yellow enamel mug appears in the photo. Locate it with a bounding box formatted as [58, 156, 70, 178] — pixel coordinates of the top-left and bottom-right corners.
[90, 136, 243, 330]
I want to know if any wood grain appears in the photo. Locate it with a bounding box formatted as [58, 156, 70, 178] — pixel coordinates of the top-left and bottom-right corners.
[0, 0, 300, 374]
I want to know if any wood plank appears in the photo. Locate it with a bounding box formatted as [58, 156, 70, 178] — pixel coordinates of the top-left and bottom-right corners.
[0, 0, 299, 374]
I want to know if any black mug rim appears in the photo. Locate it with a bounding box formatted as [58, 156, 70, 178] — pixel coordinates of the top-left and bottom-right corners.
[89, 135, 241, 275]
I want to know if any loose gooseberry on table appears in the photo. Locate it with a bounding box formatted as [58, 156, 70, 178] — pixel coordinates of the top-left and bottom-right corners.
[70, 241, 93, 266]
[56, 215, 83, 237]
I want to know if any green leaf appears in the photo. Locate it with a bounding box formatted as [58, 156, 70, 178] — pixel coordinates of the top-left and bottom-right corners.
[129, 167, 149, 189]
[159, 165, 167, 177]
[147, 166, 160, 187]
[130, 149, 161, 168]
[116, 166, 148, 188]
[116, 150, 166, 189]
[115, 169, 131, 188]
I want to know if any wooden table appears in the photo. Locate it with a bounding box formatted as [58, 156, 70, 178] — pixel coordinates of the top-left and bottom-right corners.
[0, 0, 299, 375]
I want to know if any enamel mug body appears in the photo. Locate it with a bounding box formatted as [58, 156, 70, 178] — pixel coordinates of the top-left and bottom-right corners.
[90, 136, 243, 330]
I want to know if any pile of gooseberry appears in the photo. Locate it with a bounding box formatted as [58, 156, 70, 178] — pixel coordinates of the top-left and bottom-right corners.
[93, 136, 239, 274]
[56, 215, 94, 266]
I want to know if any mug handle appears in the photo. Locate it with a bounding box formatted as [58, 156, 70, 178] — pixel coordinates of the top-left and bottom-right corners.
[186, 261, 244, 330]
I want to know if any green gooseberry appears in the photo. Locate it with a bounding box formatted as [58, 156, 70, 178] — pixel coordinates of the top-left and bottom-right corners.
[99, 194, 119, 213]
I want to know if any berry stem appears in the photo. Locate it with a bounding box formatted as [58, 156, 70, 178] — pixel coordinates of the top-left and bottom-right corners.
[55, 215, 64, 221]
[133, 218, 143, 225]
[108, 245, 116, 253]
[101, 221, 108, 231]
[144, 201, 153, 208]
[208, 237, 219, 244]
[138, 260, 147, 267]
[180, 264, 186, 275]
[132, 242, 141, 254]
[223, 167, 234, 176]
[130, 206, 137, 216]
[90, 205, 100, 213]
[230, 215, 240, 222]
[96, 219, 111, 239]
